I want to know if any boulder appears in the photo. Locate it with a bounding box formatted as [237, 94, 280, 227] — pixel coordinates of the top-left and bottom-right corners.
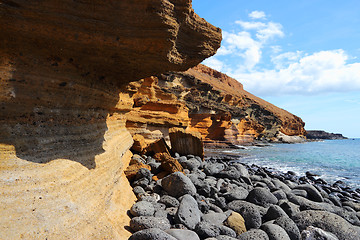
[130, 216, 171, 232]
[161, 172, 197, 197]
[154, 152, 183, 174]
[293, 184, 324, 202]
[273, 216, 301, 240]
[225, 211, 247, 235]
[261, 223, 290, 240]
[130, 201, 155, 217]
[165, 229, 200, 240]
[129, 228, 177, 240]
[228, 200, 262, 229]
[300, 226, 339, 240]
[175, 194, 202, 230]
[131, 134, 148, 154]
[292, 210, 360, 240]
[237, 229, 269, 240]
[247, 187, 278, 207]
[169, 128, 204, 159]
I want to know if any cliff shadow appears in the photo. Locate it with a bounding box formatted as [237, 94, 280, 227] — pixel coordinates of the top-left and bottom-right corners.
[0, 54, 127, 170]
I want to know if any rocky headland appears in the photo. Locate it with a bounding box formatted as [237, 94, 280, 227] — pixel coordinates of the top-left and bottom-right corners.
[125, 64, 306, 147]
[0, 0, 337, 239]
[306, 130, 348, 140]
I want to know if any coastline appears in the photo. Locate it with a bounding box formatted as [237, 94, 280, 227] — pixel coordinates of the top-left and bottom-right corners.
[126, 145, 360, 239]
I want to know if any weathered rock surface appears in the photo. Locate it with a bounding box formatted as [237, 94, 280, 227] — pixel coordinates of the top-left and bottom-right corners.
[169, 127, 204, 159]
[0, 0, 221, 239]
[292, 210, 360, 240]
[158, 64, 306, 145]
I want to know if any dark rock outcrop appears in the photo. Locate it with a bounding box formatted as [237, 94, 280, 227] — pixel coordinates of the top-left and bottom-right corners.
[306, 130, 347, 140]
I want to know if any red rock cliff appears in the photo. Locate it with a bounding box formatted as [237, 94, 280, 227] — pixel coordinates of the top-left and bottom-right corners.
[0, 1, 221, 239]
[156, 64, 306, 145]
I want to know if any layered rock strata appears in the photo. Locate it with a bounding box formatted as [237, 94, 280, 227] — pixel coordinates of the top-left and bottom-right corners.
[157, 64, 306, 145]
[0, 1, 221, 239]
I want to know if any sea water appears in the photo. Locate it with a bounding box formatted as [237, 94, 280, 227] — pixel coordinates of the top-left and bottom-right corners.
[230, 139, 360, 188]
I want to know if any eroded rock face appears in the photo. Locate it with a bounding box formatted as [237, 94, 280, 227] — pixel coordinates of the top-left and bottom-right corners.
[0, 1, 221, 239]
[157, 64, 306, 145]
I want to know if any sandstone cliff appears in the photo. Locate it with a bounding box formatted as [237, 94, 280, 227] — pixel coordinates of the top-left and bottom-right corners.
[155, 64, 306, 145]
[0, 1, 221, 239]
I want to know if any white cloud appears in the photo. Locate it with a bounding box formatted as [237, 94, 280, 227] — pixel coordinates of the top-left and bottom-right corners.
[202, 57, 225, 72]
[230, 50, 360, 96]
[256, 22, 284, 41]
[249, 11, 266, 20]
[271, 51, 302, 69]
[235, 21, 267, 30]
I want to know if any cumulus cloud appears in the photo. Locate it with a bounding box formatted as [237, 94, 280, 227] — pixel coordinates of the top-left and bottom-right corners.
[249, 10, 266, 20]
[203, 11, 360, 96]
[232, 50, 360, 96]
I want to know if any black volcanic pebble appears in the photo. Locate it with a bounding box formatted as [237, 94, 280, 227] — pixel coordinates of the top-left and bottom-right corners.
[237, 229, 270, 240]
[293, 184, 324, 202]
[129, 228, 177, 240]
[264, 205, 288, 221]
[272, 190, 288, 201]
[273, 216, 301, 240]
[181, 158, 201, 171]
[165, 229, 200, 240]
[218, 225, 237, 238]
[278, 201, 300, 218]
[292, 210, 360, 240]
[228, 200, 262, 229]
[201, 212, 228, 225]
[159, 195, 180, 208]
[223, 186, 249, 201]
[130, 201, 155, 217]
[175, 194, 202, 230]
[261, 223, 290, 240]
[204, 163, 225, 176]
[246, 187, 278, 207]
[216, 236, 238, 240]
[161, 172, 197, 198]
[130, 216, 171, 232]
[195, 222, 221, 238]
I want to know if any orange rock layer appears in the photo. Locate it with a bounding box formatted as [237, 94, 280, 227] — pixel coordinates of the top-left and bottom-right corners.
[127, 64, 306, 146]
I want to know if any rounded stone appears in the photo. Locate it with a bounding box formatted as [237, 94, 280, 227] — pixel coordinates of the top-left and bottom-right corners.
[246, 187, 278, 207]
[228, 200, 262, 229]
[261, 223, 291, 240]
[195, 222, 221, 238]
[292, 210, 360, 240]
[159, 195, 180, 208]
[130, 216, 171, 232]
[293, 184, 324, 202]
[273, 216, 301, 240]
[161, 172, 197, 197]
[202, 212, 228, 225]
[175, 194, 202, 230]
[130, 201, 155, 217]
[129, 228, 177, 240]
[225, 211, 246, 235]
[300, 226, 339, 240]
[165, 229, 200, 240]
[264, 205, 288, 221]
[237, 229, 270, 240]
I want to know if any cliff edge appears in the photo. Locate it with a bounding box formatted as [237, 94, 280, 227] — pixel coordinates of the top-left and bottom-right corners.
[0, 1, 221, 239]
[157, 64, 306, 145]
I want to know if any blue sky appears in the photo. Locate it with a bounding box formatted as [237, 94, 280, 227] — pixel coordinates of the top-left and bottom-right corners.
[193, 0, 360, 138]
